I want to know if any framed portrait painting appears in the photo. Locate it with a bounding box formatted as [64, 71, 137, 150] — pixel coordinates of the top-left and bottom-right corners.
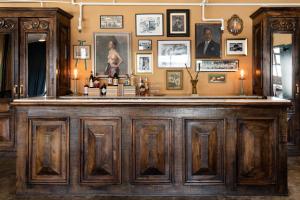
[226, 38, 248, 56]
[94, 32, 131, 77]
[100, 15, 123, 29]
[136, 53, 153, 74]
[135, 14, 164, 36]
[157, 40, 191, 68]
[166, 70, 183, 90]
[195, 23, 222, 59]
[167, 9, 190, 37]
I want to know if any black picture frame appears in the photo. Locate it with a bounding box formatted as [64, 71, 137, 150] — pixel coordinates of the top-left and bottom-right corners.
[195, 23, 222, 59]
[167, 9, 190, 37]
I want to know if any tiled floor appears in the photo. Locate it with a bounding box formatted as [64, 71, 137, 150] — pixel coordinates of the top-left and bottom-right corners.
[0, 152, 300, 200]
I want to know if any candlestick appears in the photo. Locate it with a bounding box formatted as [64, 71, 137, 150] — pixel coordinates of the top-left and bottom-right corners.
[239, 69, 245, 96]
[74, 68, 78, 79]
[240, 69, 245, 80]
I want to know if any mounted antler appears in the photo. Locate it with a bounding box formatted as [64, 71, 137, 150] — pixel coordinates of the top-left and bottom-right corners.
[185, 64, 193, 80]
[185, 63, 200, 95]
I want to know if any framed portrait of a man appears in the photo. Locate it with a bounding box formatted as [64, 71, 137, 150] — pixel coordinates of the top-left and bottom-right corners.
[167, 9, 190, 37]
[94, 32, 131, 77]
[195, 23, 222, 58]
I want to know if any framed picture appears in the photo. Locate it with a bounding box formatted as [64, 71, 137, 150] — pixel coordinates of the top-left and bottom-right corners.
[157, 40, 191, 68]
[136, 53, 153, 74]
[100, 15, 123, 29]
[138, 40, 152, 51]
[167, 9, 190, 37]
[94, 32, 131, 77]
[135, 14, 164, 36]
[208, 74, 226, 83]
[195, 23, 222, 58]
[226, 38, 248, 56]
[166, 70, 183, 90]
[73, 45, 91, 59]
[196, 59, 239, 72]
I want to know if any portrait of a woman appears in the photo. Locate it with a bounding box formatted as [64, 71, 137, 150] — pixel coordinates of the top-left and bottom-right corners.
[105, 40, 123, 77]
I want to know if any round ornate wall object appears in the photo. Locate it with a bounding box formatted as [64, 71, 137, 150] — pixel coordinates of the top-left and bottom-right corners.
[227, 14, 244, 36]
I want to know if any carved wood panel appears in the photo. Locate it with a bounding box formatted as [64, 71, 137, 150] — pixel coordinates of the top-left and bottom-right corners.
[80, 117, 121, 184]
[185, 119, 224, 184]
[0, 18, 16, 32]
[22, 18, 50, 31]
[0, 116, 10, 142]
[29, 118, 69, 184]
[132, 118, 172, 184]
[270, 18, 296, 32]
[237, 119, 276, 185]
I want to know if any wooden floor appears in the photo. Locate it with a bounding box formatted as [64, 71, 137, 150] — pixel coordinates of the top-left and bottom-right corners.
[0, 152, 300, 200]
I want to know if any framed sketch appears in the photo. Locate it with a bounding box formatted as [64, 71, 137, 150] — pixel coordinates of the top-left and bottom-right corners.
[94, 32, 131, 77]
[136, 14, 164, 36]
[157, 40, 191, 68]
[136, 53, 153, 74]
[100, 15, 123, 29]
[195, 23, 222, 58]
[196, 59, 239, 72]
[166, 70, 183, 90]
[167, 9, 190, 37]
[138, 40, 152, 51]
[226, 38, 247, 56]
[208, 73, 226, 83]
[73, 45, 91, 59]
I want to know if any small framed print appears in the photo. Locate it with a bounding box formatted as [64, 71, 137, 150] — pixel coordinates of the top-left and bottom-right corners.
[196, 59, 239, 72]
[73, 45, 91, 59]
[136, 53, 153, 74]
[166, 70, 183, 90]
[138, 40, 152, 51]
[136, 14, 164, 36]
[167, 9, 190, 37]
[208, 73, 226, 83]
[100, 15, 123, 29]
[226, 38, 248, 56]
[157, 40, 191, 68]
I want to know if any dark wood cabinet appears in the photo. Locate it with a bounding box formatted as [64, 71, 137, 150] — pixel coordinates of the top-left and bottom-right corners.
[0, 8, 72, 151]
[251, 7, 300, 155]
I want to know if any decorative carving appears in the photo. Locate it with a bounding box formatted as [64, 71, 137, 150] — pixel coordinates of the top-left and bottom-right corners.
[23, 19, 49, 31]
[29, 118, 69, 184]
[0, 18, 16, 31]
[80, 118, 121, 184]
[237, 119, 275, 185]
[132, 119, 172, 184]
[270, 18, 296, 31]
[185, 119, 224, 184]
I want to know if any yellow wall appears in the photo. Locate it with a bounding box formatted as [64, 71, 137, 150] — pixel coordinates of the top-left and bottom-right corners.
[1, 0, 300, 96]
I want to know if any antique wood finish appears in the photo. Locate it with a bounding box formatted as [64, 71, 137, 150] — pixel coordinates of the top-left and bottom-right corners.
[28, 118, 69, 184]
[184, 119, 224, 185]
[13, 98, 289, 196]
[251, 7, 300, 155]
[80, 117, 121, 184]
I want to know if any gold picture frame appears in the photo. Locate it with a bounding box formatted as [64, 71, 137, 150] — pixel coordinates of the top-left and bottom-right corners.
[166, 70, 183, 90]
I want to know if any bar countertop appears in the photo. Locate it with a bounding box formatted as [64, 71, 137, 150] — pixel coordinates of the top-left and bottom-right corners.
[11, 95, 291, 106]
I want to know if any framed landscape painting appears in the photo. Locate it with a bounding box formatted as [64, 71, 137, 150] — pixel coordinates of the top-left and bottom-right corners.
[94, 32, 131, 77]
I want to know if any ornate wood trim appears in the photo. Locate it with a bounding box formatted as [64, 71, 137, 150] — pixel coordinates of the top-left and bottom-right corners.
[270, 18, 296, 31]
[23, 19, 49, 31]
[0, 18, 16, 31]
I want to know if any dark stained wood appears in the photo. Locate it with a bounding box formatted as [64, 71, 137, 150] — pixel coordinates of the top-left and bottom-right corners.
[184, 119, 224, 184]
[80, 117, 121, 184]
[251, 7, 300, 155]
[132, 118, 173, 184]
[28, 118, 69, 184]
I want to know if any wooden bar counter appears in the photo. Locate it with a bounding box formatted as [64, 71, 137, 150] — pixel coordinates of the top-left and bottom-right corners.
[12, 96, 290, 196]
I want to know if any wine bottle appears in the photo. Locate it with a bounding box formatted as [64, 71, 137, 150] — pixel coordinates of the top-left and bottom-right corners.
[83, 78, 89, 96]
[89, 71, 94, 88]
[113, 73, 119, 86]
[101, 83, 107, 96]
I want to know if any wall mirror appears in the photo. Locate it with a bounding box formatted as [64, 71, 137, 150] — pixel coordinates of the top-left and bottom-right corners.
[27, 33, 47, 97]
[272, 33, 293, 99]
[0, 34, 13, 99]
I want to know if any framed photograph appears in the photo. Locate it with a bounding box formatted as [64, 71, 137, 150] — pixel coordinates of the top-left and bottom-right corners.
[73, 45, 91, 60]
[195, 23, 222, 58]
[136, 14, 164, 36]
[94, 32, 131, 77]
[100, 15, 123, 29]
[196, 59, 239, 72]
[157, 40, 191, 68]
[208, 74, 226, 83]
[166, 70, 183, 90]
[167, 9, 190, 37]
[136, 53, 153, 74]
[226, 38, 248, 56]
[138, 40, 152, 51]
